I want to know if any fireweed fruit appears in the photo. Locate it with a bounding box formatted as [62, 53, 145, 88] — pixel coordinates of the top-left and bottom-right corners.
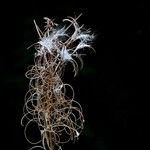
[21, 14, 95, 150]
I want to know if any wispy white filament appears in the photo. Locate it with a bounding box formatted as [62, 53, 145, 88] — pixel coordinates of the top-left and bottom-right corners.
[35, 16, 94, 73]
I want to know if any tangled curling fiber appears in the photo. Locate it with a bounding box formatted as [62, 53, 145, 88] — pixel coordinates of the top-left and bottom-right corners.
[21, 14, 94, 150]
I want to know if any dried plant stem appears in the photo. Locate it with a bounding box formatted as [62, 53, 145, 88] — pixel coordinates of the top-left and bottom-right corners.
[21, 14, 94, 150]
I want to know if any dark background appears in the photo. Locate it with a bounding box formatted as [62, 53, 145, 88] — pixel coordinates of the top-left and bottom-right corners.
[0, 1, 148, 150]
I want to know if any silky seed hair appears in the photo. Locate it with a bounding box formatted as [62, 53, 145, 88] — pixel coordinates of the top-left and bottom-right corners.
[21, 14, 95, 150]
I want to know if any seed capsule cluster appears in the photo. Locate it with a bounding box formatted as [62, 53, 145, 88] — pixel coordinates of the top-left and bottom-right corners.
[21, 15, 94, 150]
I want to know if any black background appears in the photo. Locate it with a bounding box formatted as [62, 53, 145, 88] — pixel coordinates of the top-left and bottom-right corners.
[0, 1, 148, 150]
